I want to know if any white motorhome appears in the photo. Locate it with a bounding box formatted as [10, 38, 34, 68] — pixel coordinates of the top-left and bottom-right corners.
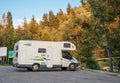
[13, 40, 78, 71]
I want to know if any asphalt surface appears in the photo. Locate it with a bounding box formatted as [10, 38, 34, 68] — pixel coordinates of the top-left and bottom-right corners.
[0, 66, 120, 83]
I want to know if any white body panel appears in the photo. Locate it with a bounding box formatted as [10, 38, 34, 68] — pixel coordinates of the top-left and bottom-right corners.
[13, 40, 78, 69]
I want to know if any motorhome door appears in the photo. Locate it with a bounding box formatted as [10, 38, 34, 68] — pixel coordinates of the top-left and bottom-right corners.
[46, 47, 53, 67]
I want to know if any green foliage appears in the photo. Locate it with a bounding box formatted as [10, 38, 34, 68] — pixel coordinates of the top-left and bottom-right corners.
[88, 0, 118, 22]
[5, 27, 14, 50]
[14, 27, 32, 42]
[118, 60, 120, 72]
[1, 12, 15, 50]
[88, 0, 120, 71]
[0, 29, 5, 47]
[86, 57, 100, 69]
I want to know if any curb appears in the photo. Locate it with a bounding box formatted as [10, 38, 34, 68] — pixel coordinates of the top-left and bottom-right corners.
[84, 69, 120, 77]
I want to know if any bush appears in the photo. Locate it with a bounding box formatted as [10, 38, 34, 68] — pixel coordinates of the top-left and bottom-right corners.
[86, 57, 100, 70]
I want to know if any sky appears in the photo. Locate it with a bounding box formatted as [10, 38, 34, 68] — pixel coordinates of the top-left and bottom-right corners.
[0, 0, 80, 27]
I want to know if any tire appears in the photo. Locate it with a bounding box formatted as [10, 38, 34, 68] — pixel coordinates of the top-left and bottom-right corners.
[69, 63, 76, 71]
[32, 64, 40, 71]
[61, 67, 67, 70]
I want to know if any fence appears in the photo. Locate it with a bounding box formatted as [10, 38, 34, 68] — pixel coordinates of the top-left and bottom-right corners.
[0, 56, 12, 65]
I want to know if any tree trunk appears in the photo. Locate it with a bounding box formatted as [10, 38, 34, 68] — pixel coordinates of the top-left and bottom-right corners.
[106, 43, 113, 72]
[104, 24, 113, 72]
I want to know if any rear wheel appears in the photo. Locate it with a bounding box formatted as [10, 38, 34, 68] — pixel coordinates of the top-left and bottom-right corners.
[32, 64, 40, 71]
[69, 63, 76, 71]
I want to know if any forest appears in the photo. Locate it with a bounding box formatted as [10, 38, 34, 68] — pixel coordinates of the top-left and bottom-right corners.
[0, 0, 120, 72]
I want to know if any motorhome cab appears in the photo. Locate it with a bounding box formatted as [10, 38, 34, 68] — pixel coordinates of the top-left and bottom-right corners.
[13, 40, 78, 71]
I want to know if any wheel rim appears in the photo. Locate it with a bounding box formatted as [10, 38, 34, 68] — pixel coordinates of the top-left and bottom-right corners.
[33, 64, 39, 71]
[69, 63, 76, 71]
[70, 64, 75, 69]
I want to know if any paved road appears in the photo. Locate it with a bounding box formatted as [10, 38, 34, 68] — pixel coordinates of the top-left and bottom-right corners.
[0, 66, 120, 83]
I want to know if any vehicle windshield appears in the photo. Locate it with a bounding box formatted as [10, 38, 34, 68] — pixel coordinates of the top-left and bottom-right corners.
[62, 51, 73, 59]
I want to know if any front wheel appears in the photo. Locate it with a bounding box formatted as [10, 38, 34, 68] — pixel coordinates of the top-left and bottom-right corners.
[69, 63, 76, 71]
[32, 64, 40, 71]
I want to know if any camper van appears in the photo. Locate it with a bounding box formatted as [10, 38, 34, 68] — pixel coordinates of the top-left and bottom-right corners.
[13, 40, 78, 71]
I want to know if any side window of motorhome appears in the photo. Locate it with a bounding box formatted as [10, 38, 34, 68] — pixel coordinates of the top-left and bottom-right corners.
[38, 48, 46, 53]
[64, 43, 71, 48]
[16, 45, 18, 50]
[16, 52, 18, 57]
[62, 51, 73, 59]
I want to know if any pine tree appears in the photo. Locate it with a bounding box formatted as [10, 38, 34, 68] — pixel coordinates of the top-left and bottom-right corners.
[2, 13, 6, 26]
[41, 13, 49, 27]
[67, 3, 71, 15]
[57, 9, 63, 17]
[28, 15, 40, 40]
[5, 12, 14, 50]
[6, 12, 13, 29]
[49, 10, 59, 28]
[23, 17, 28, 30]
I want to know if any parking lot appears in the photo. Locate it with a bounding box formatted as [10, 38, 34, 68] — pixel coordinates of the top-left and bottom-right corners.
[0, 66, 120, 83]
